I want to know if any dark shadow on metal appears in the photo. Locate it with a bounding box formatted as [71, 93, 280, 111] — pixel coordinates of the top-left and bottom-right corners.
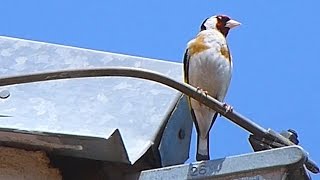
[0, 67, 318, 174]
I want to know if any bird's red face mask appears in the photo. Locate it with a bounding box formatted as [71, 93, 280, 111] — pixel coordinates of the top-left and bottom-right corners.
[215, 15, 241, 37]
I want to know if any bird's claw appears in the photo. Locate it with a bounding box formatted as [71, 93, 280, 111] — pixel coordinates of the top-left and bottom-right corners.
[196, 87, 208, 96]
[196, 87, 208, 106]
[223, 103, 233, 113]
[220, 103, 233, 116]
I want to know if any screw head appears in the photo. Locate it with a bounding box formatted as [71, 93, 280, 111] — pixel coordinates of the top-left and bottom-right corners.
[0, 90, 10, 99]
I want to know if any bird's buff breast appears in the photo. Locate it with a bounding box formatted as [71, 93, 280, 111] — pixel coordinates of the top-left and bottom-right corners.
[188, 49, 232, 100]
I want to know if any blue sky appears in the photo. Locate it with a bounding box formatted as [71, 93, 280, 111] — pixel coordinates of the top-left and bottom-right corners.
[1, 0, 319, 178]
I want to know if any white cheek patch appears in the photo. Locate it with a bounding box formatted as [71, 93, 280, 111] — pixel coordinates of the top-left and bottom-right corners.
[204, 17, 218, 30]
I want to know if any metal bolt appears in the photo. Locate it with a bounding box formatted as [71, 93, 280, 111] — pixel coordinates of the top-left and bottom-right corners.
[280, 129, 299, 145]
[0, 90, 10, 99]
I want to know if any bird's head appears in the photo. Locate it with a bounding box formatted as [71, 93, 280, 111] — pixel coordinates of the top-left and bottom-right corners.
[200, 15, 241, 37]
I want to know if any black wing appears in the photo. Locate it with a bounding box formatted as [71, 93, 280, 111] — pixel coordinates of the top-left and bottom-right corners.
[183, 48, 199, 131]
[183, 49, 190, 83]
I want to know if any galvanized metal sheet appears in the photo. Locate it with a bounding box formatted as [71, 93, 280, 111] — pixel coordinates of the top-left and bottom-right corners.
[159, 95, 193, 167]
[138, 146, 307, 180]
[0, 127, 130, 163]
[0, 36, 183, 163]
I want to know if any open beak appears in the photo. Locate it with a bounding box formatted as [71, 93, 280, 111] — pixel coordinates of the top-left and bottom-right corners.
[225, 19, 241, 29]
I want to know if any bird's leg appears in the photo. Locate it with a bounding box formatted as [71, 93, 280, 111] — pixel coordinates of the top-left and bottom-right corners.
[223, 102, 233, 113]
[196, 87, 208, 106]
[196, 87, 208, 95]
[220, 103, 233, 116]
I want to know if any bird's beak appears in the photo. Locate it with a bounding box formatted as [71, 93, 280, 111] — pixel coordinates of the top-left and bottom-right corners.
[225, 19, 241, 29]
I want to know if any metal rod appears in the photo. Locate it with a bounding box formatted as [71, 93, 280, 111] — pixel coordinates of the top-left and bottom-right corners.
[0, 67, 318, 173]
[0, 67, 267, 136]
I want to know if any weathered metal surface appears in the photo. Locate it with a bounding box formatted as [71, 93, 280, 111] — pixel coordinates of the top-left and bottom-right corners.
[0, 36, 187, 164]
[137, 146, 307, 180]
[0, 128, 130, 163]
[159, 95, 193, 167]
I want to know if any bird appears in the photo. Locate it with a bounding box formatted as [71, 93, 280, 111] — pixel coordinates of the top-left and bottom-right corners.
[183, 15, 240, 161]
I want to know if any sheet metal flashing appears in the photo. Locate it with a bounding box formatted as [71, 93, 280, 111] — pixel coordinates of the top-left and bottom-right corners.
[158, 95, 193, 167]
[0, 127, 130, 163]
[0, 36, 190, 164]
[138, 146, 308, 180]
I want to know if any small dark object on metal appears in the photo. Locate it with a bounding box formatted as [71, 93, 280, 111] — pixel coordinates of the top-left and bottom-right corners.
[0, 90, 10, 99]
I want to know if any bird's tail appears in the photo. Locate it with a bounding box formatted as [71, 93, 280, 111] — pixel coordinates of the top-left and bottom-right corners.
[196, 135, 210, 161]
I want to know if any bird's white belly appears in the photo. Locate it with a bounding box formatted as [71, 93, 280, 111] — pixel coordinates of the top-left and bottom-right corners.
[188, 49, 231, 101]
[188, 49, 232, 138]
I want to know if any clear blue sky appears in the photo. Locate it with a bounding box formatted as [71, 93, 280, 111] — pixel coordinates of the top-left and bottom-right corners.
[1, 0, 319, 178]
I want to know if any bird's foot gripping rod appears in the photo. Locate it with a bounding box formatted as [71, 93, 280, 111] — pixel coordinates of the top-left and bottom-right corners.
[0, 67, 318, 174]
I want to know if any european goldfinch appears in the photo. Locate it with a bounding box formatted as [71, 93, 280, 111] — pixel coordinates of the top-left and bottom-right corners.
[183, 15, 240, 161]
